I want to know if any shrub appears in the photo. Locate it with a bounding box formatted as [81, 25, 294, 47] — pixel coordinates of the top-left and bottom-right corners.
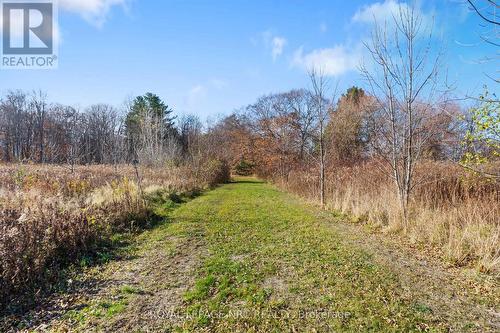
[0, 162, 228, 312]
[200, 159, 231, 187]
[234, 160, 255, 176]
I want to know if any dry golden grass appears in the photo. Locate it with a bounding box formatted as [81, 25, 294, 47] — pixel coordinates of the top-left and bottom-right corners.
[283, 161, 499, 275]
[0, 162, 230, 310]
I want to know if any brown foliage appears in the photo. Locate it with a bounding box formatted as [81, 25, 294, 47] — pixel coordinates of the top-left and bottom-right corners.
[282, 160, 499, 273]
[0, 162, 229, 311]
[326, 87, 374, 165]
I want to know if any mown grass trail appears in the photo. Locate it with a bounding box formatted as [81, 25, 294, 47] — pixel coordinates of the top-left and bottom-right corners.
[14, 177, 498, 332]
[174, 178, 444, 332]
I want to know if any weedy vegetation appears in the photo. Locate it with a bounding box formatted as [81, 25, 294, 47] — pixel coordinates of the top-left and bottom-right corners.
[0, 162, 230, 313]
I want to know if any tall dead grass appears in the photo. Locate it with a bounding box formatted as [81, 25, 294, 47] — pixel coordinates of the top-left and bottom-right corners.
[0, 161, 230, 311]
[283, 161, 499, 274]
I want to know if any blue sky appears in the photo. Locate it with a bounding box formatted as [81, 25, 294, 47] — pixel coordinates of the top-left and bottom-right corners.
[1, 0, 498, 120]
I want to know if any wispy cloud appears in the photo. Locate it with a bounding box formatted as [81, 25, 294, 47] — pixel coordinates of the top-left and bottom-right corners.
[183, 78, 230, 112]
[0, 0, 127, 47]
[291, 45, 361, 77]
[260, 30, 287, 61]
[60, 0, 128, 27]
[271, 37, 287, 61]
[290, 2, 427, 77]
[352, 0, 402, 24]
[352, 0, 433, 30]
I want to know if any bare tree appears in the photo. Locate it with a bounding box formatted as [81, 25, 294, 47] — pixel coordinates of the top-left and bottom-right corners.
[179, 114, 203, 161]
[0, 91, 28, 162]
[360, 3, 443, 225]
[0, 90, 185, 167]
[309, 68, 335, 209]
[30, 90, 48, 163]
[467, 0, 499, 27]
[60, 106, 82, 171]
[285, 89, 316, 160]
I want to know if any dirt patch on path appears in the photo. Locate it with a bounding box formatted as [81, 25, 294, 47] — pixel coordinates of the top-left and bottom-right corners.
[99, 234, 205, 332]
[1, 216, 206, 332]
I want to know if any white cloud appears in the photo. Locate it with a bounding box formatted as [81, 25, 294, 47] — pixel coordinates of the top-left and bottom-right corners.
[260, 30, 287, 61]
[352, 0, 402, 24]
[189, 85, 206, 99]
[59, 0, 127, 27]
[0, 1, 120, 46]
[0, 1, 125, 46]
[352, 0, 432, 30]
[271, 37, 287, 61]
[291, 45, 361, 77]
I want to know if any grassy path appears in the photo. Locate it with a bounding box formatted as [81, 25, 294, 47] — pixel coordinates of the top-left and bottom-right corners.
[174, 179, 444, 332]
[6, 178, 498, 332]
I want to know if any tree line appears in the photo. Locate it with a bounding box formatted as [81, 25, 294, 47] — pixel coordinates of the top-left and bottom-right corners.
[0, 91, 213, 168]
[208, 2, 498, 221]
[0, 2, 497, 220]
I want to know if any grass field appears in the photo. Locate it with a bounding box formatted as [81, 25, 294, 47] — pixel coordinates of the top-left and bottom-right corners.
[4, 178, 498, 332]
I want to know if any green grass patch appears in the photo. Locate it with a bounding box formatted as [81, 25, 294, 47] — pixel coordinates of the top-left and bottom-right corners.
[118, 285, 143, 295]
[172, 178, 447, 332]
[65, 298, 128, 324]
